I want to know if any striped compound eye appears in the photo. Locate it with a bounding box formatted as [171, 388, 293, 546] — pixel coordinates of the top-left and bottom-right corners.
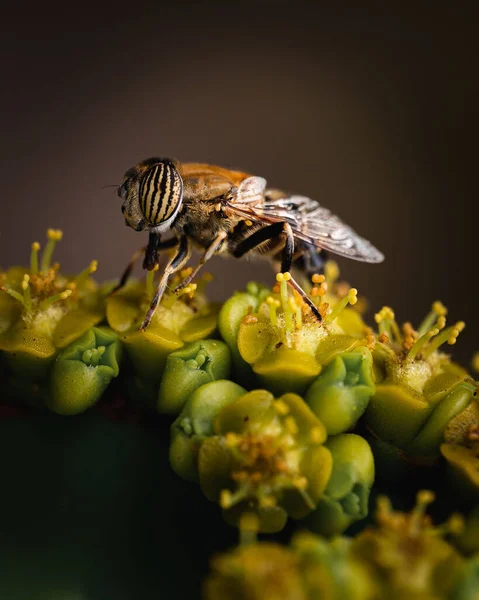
[138, 161, 183, 231]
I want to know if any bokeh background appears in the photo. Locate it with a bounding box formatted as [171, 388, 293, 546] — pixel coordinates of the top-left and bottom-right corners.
[1, 2, 477, 364]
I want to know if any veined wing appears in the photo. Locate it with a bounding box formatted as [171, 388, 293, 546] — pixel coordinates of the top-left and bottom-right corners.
[233, 189, 384, 263]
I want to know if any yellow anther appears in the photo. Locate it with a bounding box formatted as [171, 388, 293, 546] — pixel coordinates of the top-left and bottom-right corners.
[348, 288, 358, 306]
[225, 432, 240, 447]
[276, 273, 284, 282]
[432, 301, 447, 316]
[220, 490, 233, 509]
[417, 490, 435, 506]
[293, 476, 308, 490]
[32, 242, 41, 252]
[47, 228, 63, 241]
[436, 315, 446, 330]
[89, 260, 98, 274]
[378, 332, 389, 344]
[447, 514, 465, 535]
[266, 296, 280, 307]
[21, 274, 30, 290]
[311, 274, 325, 284]
[325, 261, 340, 283]
[374, 312, 382, 324]
[259, 496, 277, 508]
[274, 400, 290, 416]
[60, 290, 72, 300]
[311, 426, 324, 444]
[285, 416, 299, 435]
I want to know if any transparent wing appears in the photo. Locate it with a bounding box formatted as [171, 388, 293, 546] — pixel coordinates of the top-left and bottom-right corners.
[231, 189, 384, 263]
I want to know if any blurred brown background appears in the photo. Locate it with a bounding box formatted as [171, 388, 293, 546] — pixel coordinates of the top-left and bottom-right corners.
[0, 3, 477, 364]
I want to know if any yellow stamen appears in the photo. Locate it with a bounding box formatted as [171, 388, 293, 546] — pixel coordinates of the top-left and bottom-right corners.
[285, 416, 298, 435]
[326, 288, 358, 323]
[220, 490, 233, 509]
[274, 400, 290, 416]
[21, 274, 32, 311]
[30, 242, 41, 274]
[324, 261, 339, 286]
[292, 476, 308, 490]
[0, 285, 25, 306]
[239, 512, 260, 547]
[277, 273, 293, 333]
[39, 289, 72, 310]
[75, 260, 98, 289]
[41, 229, 63, 272]
[417, 300, 448, 337]
[423, 322, 466, 358]
[407, 327, 439, 361]
[266, 296, 280, 327]
[311, 426, 324, 444]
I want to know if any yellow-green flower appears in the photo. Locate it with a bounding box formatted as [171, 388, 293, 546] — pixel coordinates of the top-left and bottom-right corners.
[351, 491, 465, 599]
[227, 271, 371, 396]
[106, 267, 218, 405]
[0, 229, 103, 381]
[204, 540, 306, 600]
[365, 302, 476, 458]
[197, 390, 332, 532]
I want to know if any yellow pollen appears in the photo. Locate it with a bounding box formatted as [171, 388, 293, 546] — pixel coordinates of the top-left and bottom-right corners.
[47, 228, 63, 241]
[311, 426, 324, 444]
[311, 274, 325, 284]
[259, 496, 277, 508]
[378, 332, 389, 344]
[243, 314, 259, 325]
[348, 288, 358, 305]
[274, 400, 290, 416]
[225, 432, 240, 447]
[220, 490, 233, 509]
[433, 301, 447, 316]
[21, 274, 30, 290]
[245, 219, 253, 226]
[266, 296, 280, 307]
[417, 490, 435, 505]
[293, 477, 308, 490]
[285, 416, 299, 435]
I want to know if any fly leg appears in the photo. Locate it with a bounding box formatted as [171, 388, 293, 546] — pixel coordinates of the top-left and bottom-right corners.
[233, 221, 322, 323]
[109, 234, 178, 295]
[139, 235, 190, 331]
[173, 230, 227, 294]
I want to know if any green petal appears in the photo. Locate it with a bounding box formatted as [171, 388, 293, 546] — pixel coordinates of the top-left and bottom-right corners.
[214, 389, 275, 434]
[52, 308, 103, 349]
[198, 436, 232, 501]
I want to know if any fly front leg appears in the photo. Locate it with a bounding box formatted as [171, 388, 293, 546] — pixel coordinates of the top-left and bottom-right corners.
[173, 230, 227, 294]
[109, 235, 179, 296]
[139, 235, 190, 331]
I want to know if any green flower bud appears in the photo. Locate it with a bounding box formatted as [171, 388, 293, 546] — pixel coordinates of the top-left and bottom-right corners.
[196, 390, 332, 532]
[218, 284, 269, 387]
[47, 327, 122, 415]
[157, 340, 231, 414]
[451, 555, 479, 600]
[292, 531, 377, 599]
[305, 433, 375, 536]
[170, 380, 247, 482]
[305, 348, 375, 435]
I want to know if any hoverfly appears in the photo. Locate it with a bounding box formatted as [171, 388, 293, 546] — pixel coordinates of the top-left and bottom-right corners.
[116, 157, 384, 330]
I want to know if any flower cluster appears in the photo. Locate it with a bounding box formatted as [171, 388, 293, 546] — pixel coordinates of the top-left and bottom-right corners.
[204, 492, 479, 600]
[2, 231, 478, 599]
